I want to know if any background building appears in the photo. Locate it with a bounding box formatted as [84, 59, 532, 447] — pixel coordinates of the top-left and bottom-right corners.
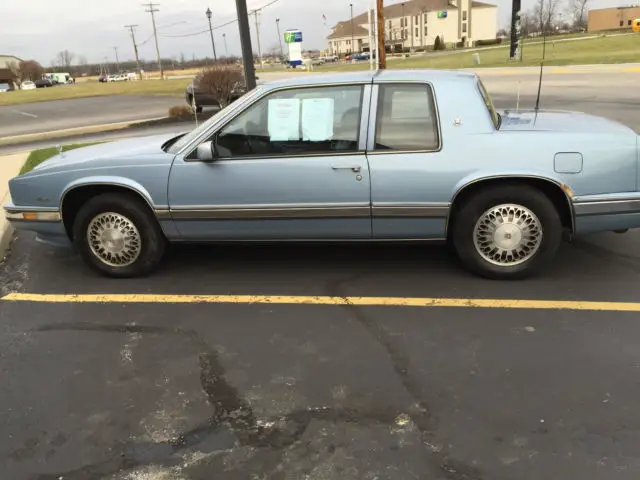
[0, 55, 22, 89]
[587, 6, 640, 32]
[327, 0, 497, 56]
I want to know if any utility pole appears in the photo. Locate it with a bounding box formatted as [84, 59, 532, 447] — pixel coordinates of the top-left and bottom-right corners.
[509, 0, 522, 61]
[113, 46, 120, 72]
[251, 10, 263, 69]
[205, 7, 218, 62]
[125, 24, 142, 79]
[235, 0, 256, 90]
[376, 0, 386, 68]
[143, 2, 163, 79]
[276, 18, 284, 60]
[350, 3, 355, 55]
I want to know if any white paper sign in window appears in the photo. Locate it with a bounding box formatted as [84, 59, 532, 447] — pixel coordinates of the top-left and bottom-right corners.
[302, 98, 335, 142]
[268, 99, 300, 141]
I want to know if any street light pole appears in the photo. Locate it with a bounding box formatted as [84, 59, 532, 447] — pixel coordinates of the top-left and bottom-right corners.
[401, 2, 405, 48]
[276, 18, 284, 60]
[223, 33, 229, 57]
[206, 7, 218, 62]
[350, 3, 355, 55]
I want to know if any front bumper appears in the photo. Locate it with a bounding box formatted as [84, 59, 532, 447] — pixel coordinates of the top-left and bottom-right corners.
[4, 205, 72, 248]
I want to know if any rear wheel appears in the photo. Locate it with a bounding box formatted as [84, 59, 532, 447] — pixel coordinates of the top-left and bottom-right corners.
[451, 185, 562, 280]
[72, 193, 166, 278]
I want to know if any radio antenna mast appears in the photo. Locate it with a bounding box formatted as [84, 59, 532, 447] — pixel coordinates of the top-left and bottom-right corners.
[534, 23, 548, 112]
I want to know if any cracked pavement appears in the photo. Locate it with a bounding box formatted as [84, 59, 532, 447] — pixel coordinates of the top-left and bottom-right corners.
[3, 230, 640, 479]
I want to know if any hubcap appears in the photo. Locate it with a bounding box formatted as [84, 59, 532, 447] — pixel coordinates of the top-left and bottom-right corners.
[473, 204, 543, 267]
[87, 212, 142, 267]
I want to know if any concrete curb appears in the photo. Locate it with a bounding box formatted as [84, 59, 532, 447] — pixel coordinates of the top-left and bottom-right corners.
[0, 153, 29, 261]
[0, 116, 169, 147]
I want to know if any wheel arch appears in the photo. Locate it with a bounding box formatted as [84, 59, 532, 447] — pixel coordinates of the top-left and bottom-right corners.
[60, 178, 161, 240]
[447, 175, 575, 236]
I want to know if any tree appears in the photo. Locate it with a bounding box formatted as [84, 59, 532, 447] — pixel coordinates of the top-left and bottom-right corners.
[197, 65, 244, 108]
[534, 0, 561, 34]
[7, 60, 44, 83]
[55, 49, 75, 69]
[569, 0, 588, 30]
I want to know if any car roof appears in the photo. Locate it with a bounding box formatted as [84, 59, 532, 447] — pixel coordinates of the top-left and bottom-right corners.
[261, 69, 478, 89]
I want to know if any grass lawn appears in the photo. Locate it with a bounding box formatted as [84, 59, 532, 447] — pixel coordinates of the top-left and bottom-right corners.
[0, 78, 190, 107]
[316, 33, 640, 72]
[20, 143, 102, 174]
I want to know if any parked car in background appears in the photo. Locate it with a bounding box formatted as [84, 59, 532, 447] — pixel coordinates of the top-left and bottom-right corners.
[6, 69, 640, 280]
[98, 74, 108, 83]
[0, 83, 12, 92]
[185, 72, 260, 112]
[20, 81, 36, 90]
[35, 78, 54, 88]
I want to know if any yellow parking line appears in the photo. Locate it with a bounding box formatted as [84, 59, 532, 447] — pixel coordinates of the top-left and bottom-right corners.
[3, 292, 640, 312]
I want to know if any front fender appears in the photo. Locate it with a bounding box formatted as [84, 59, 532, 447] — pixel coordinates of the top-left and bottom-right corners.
[60, 176, 159, 209]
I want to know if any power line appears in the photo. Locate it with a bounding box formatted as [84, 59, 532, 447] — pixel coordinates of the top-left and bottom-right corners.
[159, 0, 282, 38]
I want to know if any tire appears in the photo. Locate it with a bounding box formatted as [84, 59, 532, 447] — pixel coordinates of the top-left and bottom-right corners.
[72, 193, 166, 278]
[451, 184, 562, 280]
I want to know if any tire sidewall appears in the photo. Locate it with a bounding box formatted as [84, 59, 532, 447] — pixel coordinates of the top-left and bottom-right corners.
[73, 194, 165, 278]
[452, 186, 562, 280]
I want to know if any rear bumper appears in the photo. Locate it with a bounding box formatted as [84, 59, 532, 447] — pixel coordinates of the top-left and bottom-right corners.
[573, 194, 640, 234]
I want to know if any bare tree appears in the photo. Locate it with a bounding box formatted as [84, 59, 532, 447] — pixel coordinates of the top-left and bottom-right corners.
[569, 0, 588, 30]
[55, 50, 75, 69]
[533, 0, 562, 33]
[198, 65, 244, 108]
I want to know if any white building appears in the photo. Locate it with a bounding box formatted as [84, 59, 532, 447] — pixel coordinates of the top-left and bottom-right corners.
[327, 0, 498, 56]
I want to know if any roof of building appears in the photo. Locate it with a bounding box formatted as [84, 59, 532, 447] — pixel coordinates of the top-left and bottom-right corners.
[261, 69, 478, 89]
[0, 55, 23, 69]
[328, 0, 496, 39]
[327, 22, 372, 39]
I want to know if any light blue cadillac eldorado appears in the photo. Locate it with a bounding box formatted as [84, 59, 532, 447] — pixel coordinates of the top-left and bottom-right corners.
[4, 70, 640, 279]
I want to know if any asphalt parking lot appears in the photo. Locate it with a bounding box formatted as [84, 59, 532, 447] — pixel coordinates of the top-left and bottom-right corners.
[0, 95, 179, 138]
[3, 228, 640, 480]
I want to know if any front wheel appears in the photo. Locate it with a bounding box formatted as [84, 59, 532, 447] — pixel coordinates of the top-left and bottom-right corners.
[451, 185, 562, 280]
[72, 193, 166, 278]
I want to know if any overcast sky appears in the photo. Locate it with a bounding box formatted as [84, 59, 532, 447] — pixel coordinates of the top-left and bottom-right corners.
[2, 0, 626, 65]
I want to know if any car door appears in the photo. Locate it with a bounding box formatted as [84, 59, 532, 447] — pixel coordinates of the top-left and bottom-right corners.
[167, 83, 373, 240]
[365, 81, 456, 240]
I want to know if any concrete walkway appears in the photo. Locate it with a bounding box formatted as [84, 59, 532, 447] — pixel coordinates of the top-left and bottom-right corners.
[0, 153, 28, 259]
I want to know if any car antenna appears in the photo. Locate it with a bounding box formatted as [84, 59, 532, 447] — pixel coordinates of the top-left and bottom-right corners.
[533, 24, 548, 113]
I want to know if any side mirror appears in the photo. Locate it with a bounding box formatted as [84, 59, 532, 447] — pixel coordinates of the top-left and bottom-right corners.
[196, 140, 216, 162]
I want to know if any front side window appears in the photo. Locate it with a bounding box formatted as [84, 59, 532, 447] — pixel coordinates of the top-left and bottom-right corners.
[214, 85, 363, 158]
[374, 84, 440, 151]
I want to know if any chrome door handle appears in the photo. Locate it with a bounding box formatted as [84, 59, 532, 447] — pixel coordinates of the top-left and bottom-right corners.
[331, 165, 361, 173]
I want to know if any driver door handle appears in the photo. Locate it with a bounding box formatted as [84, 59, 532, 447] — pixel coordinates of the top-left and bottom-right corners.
[331, 165, 362, 173]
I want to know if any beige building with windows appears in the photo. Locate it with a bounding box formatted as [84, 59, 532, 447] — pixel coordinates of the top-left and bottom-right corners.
[587, 6, 640, 32]
[327, 0, 497, 56]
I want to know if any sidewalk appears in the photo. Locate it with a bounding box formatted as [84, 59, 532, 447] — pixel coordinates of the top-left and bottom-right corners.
[0, 152, 29, 259]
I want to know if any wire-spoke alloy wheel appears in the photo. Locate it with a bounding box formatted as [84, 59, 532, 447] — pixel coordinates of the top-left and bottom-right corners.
[472, 204, 543, 267]
[87, 212, 142, 267]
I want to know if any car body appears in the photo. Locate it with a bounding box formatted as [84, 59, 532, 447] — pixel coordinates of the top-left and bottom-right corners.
[0, 83, 11, 92]
[21, 81, 36, 90]
[185, 72, 259, 112]
[35, 78, 54, 88]
[5, 69, 640, 279]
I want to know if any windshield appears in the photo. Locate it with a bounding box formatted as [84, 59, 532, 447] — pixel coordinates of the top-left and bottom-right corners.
[165, 87, 264, 154]
[477, 79, 501, 129]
